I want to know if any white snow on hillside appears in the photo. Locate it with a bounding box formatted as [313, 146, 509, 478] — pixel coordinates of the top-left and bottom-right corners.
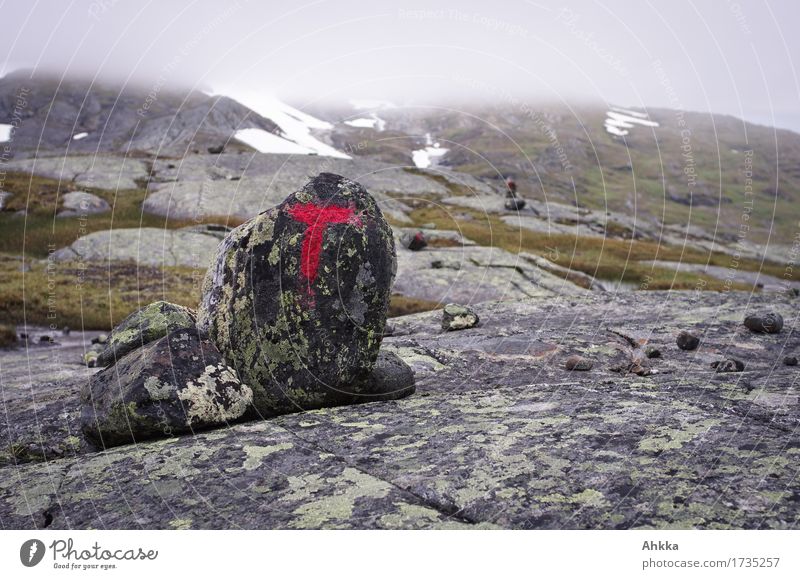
[234, 128, 319, 155]
[605, 107, 659, 136]
[344, 113, 386, 131]
[0, 124, 13, 142]
[72, 132, 89, 140]
[412, 134, 448, 168]
[210, 89, 350, 158]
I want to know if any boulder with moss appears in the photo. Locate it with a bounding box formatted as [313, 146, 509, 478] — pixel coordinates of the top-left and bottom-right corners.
[198, 173, 413, 417]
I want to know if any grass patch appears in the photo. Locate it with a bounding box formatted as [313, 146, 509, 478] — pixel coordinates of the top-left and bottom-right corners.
[0, 323, 17, 348]
[388, 294, 441, 317]
[0, 255, 203, 330]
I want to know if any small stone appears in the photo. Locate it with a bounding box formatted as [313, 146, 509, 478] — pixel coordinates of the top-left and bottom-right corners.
[565, 355, 593, 371]
[207, 145, 224, 154]
[81, 327, 253, 448]
[504, 198, 526, 211]
[711, 358, 745, 373]
[644, 345, 661, 359]
[744, 312, 784, 334]
[83, 351, 98, 368]
[783, 356, 798, 366]
[676, 331, 700, 351]
[58, 191, 111, 217]
[401, 231, 428, 251]
[39, 335, 54, 343]
[62, 326, 71, 336]
[442, 303, 479, 331]
[91, 333, 109, 345]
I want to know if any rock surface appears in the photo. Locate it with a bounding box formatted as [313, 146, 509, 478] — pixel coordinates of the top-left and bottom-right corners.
[1, 291, 799, 529]
[198, 173, 404, 417]
[82, 327, 253, 448]
[52, 227, 222, 269]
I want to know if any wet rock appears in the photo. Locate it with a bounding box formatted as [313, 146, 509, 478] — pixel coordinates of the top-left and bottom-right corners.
[198, 173, 404, 417]
[96, 301, 196, 367]
[441, 303, 479, 331]
[565, 355, 593, 371]
[400, 231, 428, 251]
[743, 312, 784, 334]
[676, 331, 700, 351]
[81, 327, 253, 448]
[711, 358, 745, 373]
[783, 356, 798, 367]
[644, 345, 661, 359]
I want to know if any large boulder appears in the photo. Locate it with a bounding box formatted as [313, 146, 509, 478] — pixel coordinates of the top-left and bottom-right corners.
[96, 301, 196, 367]
[81, 327, 253, 447]
[198, 173, 406, 416]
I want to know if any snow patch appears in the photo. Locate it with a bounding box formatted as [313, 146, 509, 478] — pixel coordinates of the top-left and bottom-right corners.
[72, 132, 89, 140]
[0, 124, 13, 143]
[604, 107, 659, 137]
[212, 89, 350, 158]
[412, 134, 448, 168]
[344, 113, 386, 131]
[234, 128, 318, 155]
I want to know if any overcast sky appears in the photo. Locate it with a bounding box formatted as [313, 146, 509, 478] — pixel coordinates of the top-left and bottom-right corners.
[2, 0, 799, 131]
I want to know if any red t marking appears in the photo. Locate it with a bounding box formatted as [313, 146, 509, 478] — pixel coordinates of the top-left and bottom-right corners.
[288, 202, 361, 287]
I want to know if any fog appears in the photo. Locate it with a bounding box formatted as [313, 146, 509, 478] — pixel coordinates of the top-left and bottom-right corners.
[2, 0, 799, 131]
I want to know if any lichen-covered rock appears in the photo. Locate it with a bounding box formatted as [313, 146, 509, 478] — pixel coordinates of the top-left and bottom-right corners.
[400, 231, 427, 251]
[441, 303, 479, 331]
[565, 354, 593, 371]
[96, 301, 196, 367]
[198, 173, 401, 416]
[744, 312, 784, 334]
[81, 327, 253, 448]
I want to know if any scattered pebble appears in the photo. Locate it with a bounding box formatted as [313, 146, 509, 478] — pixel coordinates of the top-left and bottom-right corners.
[712, 358, 745, 373]
[565, 355, 593, 371]
[676, 331, 700, 351]
[442, 303, 479, 331]
[743, 312, 783, 334]
[644, 345, 661, 359]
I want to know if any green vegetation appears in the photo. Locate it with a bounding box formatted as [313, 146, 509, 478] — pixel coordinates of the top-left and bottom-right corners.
[0, 255, 202, 330]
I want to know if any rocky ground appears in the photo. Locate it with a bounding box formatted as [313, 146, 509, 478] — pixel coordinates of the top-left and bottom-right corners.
[1, 290, 798, 529]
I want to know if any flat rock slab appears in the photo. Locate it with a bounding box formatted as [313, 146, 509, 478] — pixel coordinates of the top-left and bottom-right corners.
[1, 291, 799, 529]
[51, 227, 221, 269]
[3, 156, 149, 190]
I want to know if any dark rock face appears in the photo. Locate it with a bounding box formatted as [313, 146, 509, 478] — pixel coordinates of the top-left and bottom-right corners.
[676, 331, 700, 351]
[81, 327, 252, 448]
[198, 173, 400, 417]
[96, 301, 196, 367]
[400, 231, 428, 251]
[744, 312, 784, 334]
[441, 303, 479, 331]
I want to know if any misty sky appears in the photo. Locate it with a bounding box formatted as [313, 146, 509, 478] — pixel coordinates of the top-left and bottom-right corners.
[2, 0, 799, 132]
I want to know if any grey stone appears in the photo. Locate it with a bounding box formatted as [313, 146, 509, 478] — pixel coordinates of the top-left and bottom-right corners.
[442, 303, 479, 331]
[744, 312, 784, 334]
[58, 191, 110, 217]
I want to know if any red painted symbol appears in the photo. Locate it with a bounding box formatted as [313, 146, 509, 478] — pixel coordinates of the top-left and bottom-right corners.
[288, 202, 362, 291]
